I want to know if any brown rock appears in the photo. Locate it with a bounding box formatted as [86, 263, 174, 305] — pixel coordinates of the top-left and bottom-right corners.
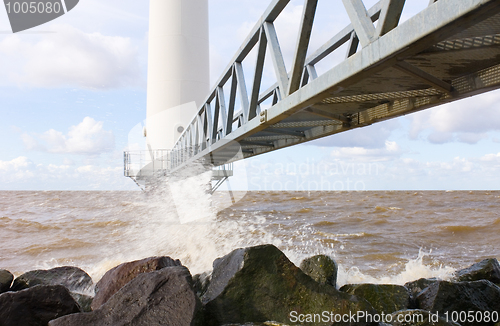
[10, 266, 94, 311]
[0, 285, 80, 326]
[11, 266, 93, 293]
[0, 269, 13, 293]
[49, 266, 201, 326]
[91, 256, 181, 310]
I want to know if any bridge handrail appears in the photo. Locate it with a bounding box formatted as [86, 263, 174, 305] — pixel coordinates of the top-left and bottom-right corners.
[171, 0, 393, 169]
[170, 0, 500, 172]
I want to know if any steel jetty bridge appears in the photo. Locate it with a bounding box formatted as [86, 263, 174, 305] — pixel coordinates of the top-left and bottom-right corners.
[125, 0, 500, 188]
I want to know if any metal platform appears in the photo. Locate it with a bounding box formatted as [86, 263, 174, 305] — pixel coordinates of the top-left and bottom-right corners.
[166, 0, 500, 172]
[124, 150, 233, 191]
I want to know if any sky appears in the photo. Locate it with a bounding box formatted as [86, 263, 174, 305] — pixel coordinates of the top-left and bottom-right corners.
[0, 0, 499, 191]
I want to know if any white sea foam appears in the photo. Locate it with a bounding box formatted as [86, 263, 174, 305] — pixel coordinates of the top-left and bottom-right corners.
[88, 164, 273, 278]
[336, 249, 455, 287]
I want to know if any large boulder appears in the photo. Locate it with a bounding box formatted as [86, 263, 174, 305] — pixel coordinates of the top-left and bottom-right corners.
[11, 266, 93, 293]
[0, 269, 13, 293]
[201, 244, 376, 326]
[11, 266, 94, 312]
[404, 278, 439, 307]
[340, 283, 411, 314]
[91, 255, 181, 310]
[300, 254, 338, 288]
[49, 266, 201, 326]
[453, 258, 500, 283]
[0, 285, 80, 326]
[388, 309, 460, 326]
[417, 280, 500, 325]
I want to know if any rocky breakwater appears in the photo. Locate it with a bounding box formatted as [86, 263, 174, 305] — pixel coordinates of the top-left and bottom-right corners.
[0, 266, 91, 325]
[0, 246, 497, 326]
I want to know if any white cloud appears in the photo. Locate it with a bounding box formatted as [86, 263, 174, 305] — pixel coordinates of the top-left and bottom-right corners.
[22, 117, 114, 155]
[0, 156, 35, 175]
[0, 157, 37, 183]
[0, 25, 141, 89]
[21, 133, 44, 151]
[0, 157, 135, 190]
[63, 158, 75, 165]
[480, 152, 500, 163]
[456, 132, 487, 144]
[409, 90, 500, 144]
[387, 155, 492, 180]
[330, 140, 402, 162]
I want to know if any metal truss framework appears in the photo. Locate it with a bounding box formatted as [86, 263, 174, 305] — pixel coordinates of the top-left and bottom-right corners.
[170, 0, 500, 171]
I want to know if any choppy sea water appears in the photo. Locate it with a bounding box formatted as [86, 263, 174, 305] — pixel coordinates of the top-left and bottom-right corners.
[1, 186, 499, 287]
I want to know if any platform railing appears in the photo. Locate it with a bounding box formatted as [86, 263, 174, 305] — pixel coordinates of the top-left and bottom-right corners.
[124, 149, 172, 179]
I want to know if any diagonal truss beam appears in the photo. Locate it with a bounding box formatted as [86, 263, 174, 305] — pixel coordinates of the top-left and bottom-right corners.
[234, 62, 250, 123]
[342, 0, 376, 47]
[263, 22, 289, 99]
[249, 28, 268, 121]
[288, 0, 318, 95]
[376, 0, 406, 36]
[305, 2, 382, 66]
[166, 0, 500, 174]
[226, 67, 238, 134]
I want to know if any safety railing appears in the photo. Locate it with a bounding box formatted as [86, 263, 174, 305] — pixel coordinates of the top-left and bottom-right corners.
[124, 149, 172, 179]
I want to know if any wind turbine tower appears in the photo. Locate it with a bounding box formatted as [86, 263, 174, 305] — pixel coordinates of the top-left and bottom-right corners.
[125, 0, 232, 188]
[145, 0, 210, 151]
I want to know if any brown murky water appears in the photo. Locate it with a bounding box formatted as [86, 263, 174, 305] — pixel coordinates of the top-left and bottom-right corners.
[1, 190, 499, 286]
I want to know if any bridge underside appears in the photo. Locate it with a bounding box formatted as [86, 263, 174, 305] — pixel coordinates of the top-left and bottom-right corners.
[249, 15, 500, 158]
[169, 0, 500, 171]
